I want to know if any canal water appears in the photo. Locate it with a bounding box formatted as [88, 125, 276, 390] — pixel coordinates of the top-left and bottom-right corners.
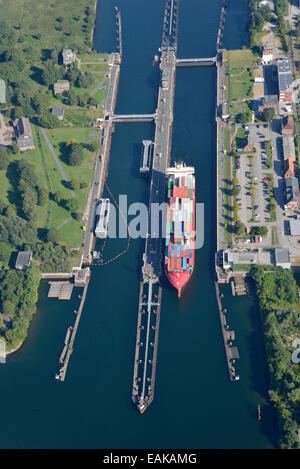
[0, 0, 278, 448]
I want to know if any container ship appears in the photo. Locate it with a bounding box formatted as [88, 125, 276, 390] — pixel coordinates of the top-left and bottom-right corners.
[165, 163, 195, 298]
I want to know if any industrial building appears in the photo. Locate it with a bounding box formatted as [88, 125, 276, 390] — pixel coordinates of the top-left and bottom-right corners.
[277, 57, 293, 104]
[282, 135, 296, 161]
[274, 248, 291, 269]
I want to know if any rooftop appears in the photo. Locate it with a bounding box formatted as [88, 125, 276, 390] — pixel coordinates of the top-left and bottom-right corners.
[275, 248, 290, 266]
[15, 251, 32, 270]
[289, 219, 300, 236]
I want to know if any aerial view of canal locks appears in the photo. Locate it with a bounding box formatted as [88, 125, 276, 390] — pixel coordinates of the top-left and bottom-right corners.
[0, 0, 299, 451]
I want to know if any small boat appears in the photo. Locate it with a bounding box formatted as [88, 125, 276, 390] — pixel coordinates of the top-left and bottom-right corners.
[258, 404, 262, 421]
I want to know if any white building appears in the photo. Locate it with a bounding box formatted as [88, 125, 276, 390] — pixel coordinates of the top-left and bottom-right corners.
[62, 49, 76, 65]
[261, 44, 273, 65]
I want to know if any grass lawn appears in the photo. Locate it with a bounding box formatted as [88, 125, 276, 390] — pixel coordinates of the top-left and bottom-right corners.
[81, 63, 110, 72]
[265, 140, 273, 169]
[224, 49, 257, 68]
[229, 69, 253, 102]
[0, 124, 99, 248]
[78, 53, 108, 62]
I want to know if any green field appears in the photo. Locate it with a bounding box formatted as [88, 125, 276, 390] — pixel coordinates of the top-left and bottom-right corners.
[224, 49, 257, 68]
[0, 123, 99, 248]
[229, 69, 253, 102]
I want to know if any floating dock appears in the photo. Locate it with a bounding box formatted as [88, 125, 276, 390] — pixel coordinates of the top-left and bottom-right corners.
[48, 282, 74, 300]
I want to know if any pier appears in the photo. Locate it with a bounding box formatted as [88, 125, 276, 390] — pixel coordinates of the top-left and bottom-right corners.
[175, 57, 216, 67]
[131, 0, 179, 413]
[111, 114, 156, 123]
[140, 140, 153, 176]
[56, 273, 90, 382]
[214, 282, 240, 381]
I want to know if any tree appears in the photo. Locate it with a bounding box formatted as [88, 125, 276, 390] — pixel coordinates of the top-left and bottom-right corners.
[70, 178, 80, 191]
[77, 94, 88, 107]
[38, 186, 49, 206]
[0, 150, 9, 171]
[4, 205, 16, 217]
[38, 113, 61, 129]
[32, 93, 50, 115]
[46, 228, 61, 244]
[2, 300, 15, 317]
[231, 186, 241, 196]
[235, 220, 245, 236]
[11, 141, 19, 155]
[67, 142, 83, 166]
[64, 198, 79, 213]
[53, 191, 64, 205]
[262, 107, 275, 122]
[75, 71, 93, 88]
[0, 242, 10, 263]
[236, 110, 251, 123]
[67, 90, 77, 106]
[88, 141, 100, 152]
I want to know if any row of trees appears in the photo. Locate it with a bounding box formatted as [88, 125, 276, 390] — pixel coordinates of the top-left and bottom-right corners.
[248, 0, 273, 49]
[252, 265, 300, 449]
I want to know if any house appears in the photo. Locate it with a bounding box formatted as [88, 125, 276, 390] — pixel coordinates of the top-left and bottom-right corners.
[54, 80, 70, 95]
[0, 79, 6, 104]
[284, 158, 295, 178]
[261, 44, 273, 65]
[282, 135, 296, 161]
[14, 117, 35, 151]
[277, 58, 293, 104]
[15, 251, 32, 270]
[274, 248, 290, 269]
[52, 106, 65, 120]
[285, 177, 300, 209]
[62, 49, 76, 65]
[281, 115, 294, 136]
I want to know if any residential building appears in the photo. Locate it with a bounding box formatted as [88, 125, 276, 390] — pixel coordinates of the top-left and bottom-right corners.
[285, 177, 300, 209]
[54, 80, 70, 95]
[15, 251, 32, 270]
[284, 158, 295, 178]
[281, 115, 294, 136]
[14, 117, 35, 151]
[277, 57, 293, 103]
[62, 49, 76, 65]
[52, 106, 65, 120]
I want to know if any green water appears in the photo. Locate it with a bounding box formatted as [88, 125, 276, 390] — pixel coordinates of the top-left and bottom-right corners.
[0, 0, 278, 448]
